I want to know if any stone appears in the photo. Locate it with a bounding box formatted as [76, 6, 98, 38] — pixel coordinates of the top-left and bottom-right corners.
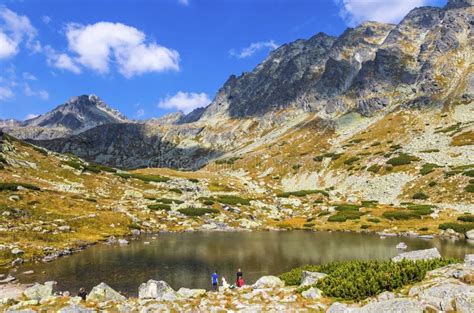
[301, 287, 322, 299]
[465, 254, 474, 265]
[24, 281, 55, 301]
[0, 275, 16, 284]
[58, 225, 71, 232]
[300, 271, 327, 286]
[253, 276, 285, 289]
[392, 248, 441, 262]
[327, 302, 355, 313]
[376, 291, 396, 301]
[455, 293, 474, 313]
[118, 239, 129, 245]
[10, 248, 24, 255]
[138, 280, 176, 300]
[86, 282, 126, 302]
[396, 242, 408, 249]
[411, 282, 474, 311]
[12, 257, 23, 266]
[58, 305, 97, 313]
[466, 230, 474, 240]
[177, 287, 206, 299]
[131, 229, 141, 236]
[359, 298, 423, 313]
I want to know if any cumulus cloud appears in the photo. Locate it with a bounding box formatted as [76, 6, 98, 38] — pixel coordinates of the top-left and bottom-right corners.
[60, 22, 180, 78]
[178, 0, 189, 5]
[229, 40, 279, 59]
[0, 6, 40, 58]
[44, 45, 82, 74]
[24, 83, 49, 100]
[42, 15, 51, 25]
[336, 0, 428, 26]
[135, 108, 145, 118]
[0, 86, 14, 101]
[158, 91, 211, 114]
[22, 72, 37, 81]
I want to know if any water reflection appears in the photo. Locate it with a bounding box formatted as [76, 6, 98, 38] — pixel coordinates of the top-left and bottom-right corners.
[13, 231, 474, 296]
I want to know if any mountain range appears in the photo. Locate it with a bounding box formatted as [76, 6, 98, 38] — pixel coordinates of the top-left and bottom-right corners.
[1, 0, 472, 176]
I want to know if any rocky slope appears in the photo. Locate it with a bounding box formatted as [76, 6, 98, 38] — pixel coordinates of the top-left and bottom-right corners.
[2, 95, 129, 140]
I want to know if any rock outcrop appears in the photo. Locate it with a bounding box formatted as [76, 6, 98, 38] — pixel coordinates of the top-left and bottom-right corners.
[392, 248, 441, 262]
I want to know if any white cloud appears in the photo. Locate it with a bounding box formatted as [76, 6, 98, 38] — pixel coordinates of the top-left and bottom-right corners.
[0, 86, 14, 101]
[22, 72, 37, 81]
[178, 0, 189, 5]
[158, 91, 211, 114]
[135, 108, 145, 118]
[24, 83, 49, 100]
[336, 0, 428, 26]
[44, 45, 82, 74]
[0, 6, 39, 58]
[42, 15, 51, 25]
[229, 40, 279, 59]
[61, 22, 180, 78]
[25, 113, 38, 120]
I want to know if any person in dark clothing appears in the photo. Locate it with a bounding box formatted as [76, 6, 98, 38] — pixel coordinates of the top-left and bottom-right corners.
[78, 287, 87, 300]
[236, 268, 244, 287]
[211, 271, 219, 291]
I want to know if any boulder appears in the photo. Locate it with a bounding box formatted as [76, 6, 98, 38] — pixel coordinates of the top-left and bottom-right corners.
[177, 287, 206, 299]
[466, 230, 474, 240]
[118, 239, 129, 245]
[359, 298, 423, 313]
[465, 254, 474, 265]
[301, 287, 323, 299]
[327, 302, 355, 313]
[138, 280, 176, 300]
[252, 276, 284, 289]
[24, 281, 55, 301]
[455, 293, 474, 313]
[58, 305, 97, 313]
[410, 282, 474, 311]
[10, 248, 24, 255]
[392, 248, 441, 262]
[300, 271, 327, 286]
[86, 282, 126, 302]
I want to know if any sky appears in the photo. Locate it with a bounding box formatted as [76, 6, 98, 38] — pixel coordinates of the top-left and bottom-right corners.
[0, 0, 446, 121]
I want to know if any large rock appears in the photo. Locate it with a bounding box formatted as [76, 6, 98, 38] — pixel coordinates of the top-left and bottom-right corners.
[327, 302, 356, 313]
[177, 287, 206, 299]
[466, 230, 474, 240]
[391, 248, 441, 262]
[23, 281, 55, 301]
[455, 293, 474, 313]
[301, 287, 323, 299]
[252, 276, 285, 289]
[138, 280, 176, 300]
[86, 282, 126, 302]
[410, 281, 474, 311]
[58, 305, 97, 313]
[300, 271, 327, 286]
[359, 298, 423, 313]
[465, 254, 474, 265]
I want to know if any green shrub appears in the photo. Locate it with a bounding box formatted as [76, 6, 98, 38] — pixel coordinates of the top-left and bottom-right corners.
[439, 222, 474, 233]
[85, 163, 117, 173]
[155, 198, 184, 204]
[277, 190, 329, 198]
[466, 184, 474, 193]
[116, 172, 170, 182]
[313, 153, 343, 162]
[292, 164, 302, 170]
[148, 203, 171, 211]
[203, 200, 215, 205]
[0, 182, 40, 191]
[215, 157, 241, 165]
[405, 204, 434, 216]
[303, 223, 315, 228]
[361, 200, 378, 208]
[0, 155, 6, 164]
[188, 178, 199, 183]
[368, 218, 381, 223]
[361, 224, 370, 229]
[280, 259, 458, 301]
[420, 163, 442, 175]
[412, 192, 429, 200]
[445, 170, 462, 178]
[367, 164, 381, 173]
[128, 223, 141, 230]
[458, 215, 474, 223]
[216, 195, 251, 205]
[344, 157, 360, 165]
[382, 210, 421, 220]
[419, 227, 429, 231]
[317, 211, 330, 217]
[464, 170, 474, 177]
[169, 188, 182, 194]
[420, 149, 440, 153]
[62, 160, 83, 170]
[328, 211, 364, 222]
[434, 123, 461, 134]
[428, 181, 437, 187]
[334, 204, 361, 211]
[178, 207, 219, 216]
[386, 153, 419, 166]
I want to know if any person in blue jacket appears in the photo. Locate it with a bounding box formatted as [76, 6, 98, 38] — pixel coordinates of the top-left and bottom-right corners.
[211, 270, 219, 291]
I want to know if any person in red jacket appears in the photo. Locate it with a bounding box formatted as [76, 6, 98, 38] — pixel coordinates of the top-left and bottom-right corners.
[236, 268, 244, 287]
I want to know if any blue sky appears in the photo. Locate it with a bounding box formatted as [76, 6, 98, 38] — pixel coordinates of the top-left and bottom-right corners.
[0, 0, 445, 121]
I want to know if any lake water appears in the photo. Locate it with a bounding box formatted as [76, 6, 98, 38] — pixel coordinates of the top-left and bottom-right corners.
[12, 231, 474, 296]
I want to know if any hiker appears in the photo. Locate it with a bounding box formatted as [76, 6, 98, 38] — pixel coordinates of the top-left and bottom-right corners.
[236, 268, 244, 287]
[78, 287, 87, 300]
[221, 276, 230, 289]
[211, 271, 219, 291]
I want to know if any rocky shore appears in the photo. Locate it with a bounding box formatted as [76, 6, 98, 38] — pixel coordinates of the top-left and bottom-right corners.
[1, 249, 473, 312]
